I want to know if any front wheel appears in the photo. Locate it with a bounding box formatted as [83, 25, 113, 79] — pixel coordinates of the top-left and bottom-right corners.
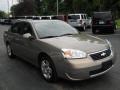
[6, 44, 14, 58]
[40, 55, 57, 82]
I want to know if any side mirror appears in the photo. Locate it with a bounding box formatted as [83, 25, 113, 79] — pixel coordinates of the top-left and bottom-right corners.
[23, 33, 35, 40]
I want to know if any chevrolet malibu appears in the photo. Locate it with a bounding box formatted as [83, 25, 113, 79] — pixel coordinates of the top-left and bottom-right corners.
[4, 20, 115, 82]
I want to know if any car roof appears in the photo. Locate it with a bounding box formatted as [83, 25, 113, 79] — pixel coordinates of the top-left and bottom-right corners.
[15, 20, 64, 24]
[93, 11, 111, 14]
[68, 13, 87, 15]
[32, 20, 65, 23]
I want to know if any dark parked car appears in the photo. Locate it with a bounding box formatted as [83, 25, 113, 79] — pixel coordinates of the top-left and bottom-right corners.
[92, 11, 116, 34]
[4, 20, 115, 82]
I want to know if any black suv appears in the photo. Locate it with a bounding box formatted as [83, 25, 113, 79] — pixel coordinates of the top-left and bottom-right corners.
[92, 11, 116, 34]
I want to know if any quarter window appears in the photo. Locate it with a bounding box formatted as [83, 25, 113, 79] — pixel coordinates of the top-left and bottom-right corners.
[81, 15, 84, 19]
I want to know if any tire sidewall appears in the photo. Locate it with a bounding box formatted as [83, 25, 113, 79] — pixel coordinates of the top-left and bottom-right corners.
[83, 24, 86, 31]
[6, 44, 14, 58]
[92, 29, 96, 34]
[40, 55, 57, 82]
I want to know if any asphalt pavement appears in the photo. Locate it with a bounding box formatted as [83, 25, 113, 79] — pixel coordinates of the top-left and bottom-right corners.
[0, 25, 120, 90]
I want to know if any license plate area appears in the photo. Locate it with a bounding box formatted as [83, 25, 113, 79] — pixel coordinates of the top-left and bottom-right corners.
[99, 21, 105, 24]
[90, 60, 113, 75]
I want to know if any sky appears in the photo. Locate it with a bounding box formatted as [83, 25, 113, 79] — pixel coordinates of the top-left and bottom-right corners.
[0, 0, 18, 13]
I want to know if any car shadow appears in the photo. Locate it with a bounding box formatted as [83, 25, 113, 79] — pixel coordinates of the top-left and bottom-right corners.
[9, 56, 113, 89]
[53, 73, 113, 89]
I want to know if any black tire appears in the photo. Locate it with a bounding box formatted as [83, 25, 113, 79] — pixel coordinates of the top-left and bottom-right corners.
[92, 29, 97, 34]
[6, 44, 15, 58]
[82, 24, 86, 31]
[110, 30, 115, 34]
[39, 55, 58, 82]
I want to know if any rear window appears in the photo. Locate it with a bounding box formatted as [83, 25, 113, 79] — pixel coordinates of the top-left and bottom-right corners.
[68, 15, 80, 19]
[51, 16, 58, 20]
[41, 17, 50, 20]
[93, 12, 112, 20]
[26, 16, 33, 19]
[33, 17, 40, 20]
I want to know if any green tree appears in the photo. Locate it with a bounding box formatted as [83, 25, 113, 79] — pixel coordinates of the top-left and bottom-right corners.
[11, 0, 120, 18]
[11, 0, 37, 16]
[0, 10, 7, 18]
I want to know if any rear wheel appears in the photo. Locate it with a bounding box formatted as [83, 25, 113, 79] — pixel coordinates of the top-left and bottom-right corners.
[40, 55, 57, 82]
[110, 30, 115, 34]
[82, 24, 86, 31]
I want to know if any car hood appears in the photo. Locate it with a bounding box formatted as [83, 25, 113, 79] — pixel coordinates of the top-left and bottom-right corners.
[40, 34, 109, 54]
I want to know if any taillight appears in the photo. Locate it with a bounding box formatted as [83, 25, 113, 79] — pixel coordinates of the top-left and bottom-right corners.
[92, 20, 96, 24]
[107, 20, 113, 24]
[79, 20, 82, 24]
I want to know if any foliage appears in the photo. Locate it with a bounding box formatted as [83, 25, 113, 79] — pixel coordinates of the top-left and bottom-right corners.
[0, 10, 7, 18]
[11, 0, 120, 17]
[11, 0, 37, 16]
[116, 19, 120, 29]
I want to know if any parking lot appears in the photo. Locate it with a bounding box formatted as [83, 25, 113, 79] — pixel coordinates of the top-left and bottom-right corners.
[0, 25, 120, 90]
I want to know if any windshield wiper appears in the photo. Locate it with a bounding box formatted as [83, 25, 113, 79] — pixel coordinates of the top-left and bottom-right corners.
[40, 36, 59, 39]
[59, 33, 75, 37]
[40, 34, 76, 39]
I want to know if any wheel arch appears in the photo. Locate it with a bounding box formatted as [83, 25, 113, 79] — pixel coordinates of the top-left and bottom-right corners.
[37, 52, 58, 81]
[37, 52, 55, 67]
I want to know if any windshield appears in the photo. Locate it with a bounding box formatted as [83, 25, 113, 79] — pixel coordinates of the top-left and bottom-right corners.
[34, 20, 78, 38]
[93, 12, 112, 20]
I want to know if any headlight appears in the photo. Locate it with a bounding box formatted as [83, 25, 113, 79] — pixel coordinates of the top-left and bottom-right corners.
[106, 39, 112, 48]
[62, 49, 87, 59]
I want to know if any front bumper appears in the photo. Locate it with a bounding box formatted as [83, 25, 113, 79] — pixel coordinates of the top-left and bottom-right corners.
[65, 65, 113, 80]
[65, 60, 114, 80]
[61, 52, 115, 80]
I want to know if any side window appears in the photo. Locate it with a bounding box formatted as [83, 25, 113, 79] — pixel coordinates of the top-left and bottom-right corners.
[81, 15, 84, 19]
[51, 16, 58, 20]
[86, 15, 88, 19]
[21, 22, 35, 36]
[11, 23, 20, 33]
[68, 15, 72, 19]
[83, 15, 85, 19]
[84, 15, 87, 19]
[41, 17, 50, 20]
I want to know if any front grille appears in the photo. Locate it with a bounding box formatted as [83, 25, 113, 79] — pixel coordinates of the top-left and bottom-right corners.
[90, 49, 111, 60]
[90, 60, 113, 76]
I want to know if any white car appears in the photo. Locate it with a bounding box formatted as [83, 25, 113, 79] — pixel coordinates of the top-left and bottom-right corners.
[68, 14, 89, 31]
[88, 17, 92, 27]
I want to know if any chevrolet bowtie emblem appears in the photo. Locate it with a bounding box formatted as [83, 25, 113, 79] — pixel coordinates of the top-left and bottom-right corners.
[101, 52, 106, 56]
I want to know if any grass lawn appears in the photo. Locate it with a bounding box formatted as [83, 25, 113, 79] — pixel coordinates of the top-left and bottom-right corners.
[116, 19, 120, 29]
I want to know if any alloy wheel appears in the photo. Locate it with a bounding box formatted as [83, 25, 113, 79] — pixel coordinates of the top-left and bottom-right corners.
[41, 59, 53, 80]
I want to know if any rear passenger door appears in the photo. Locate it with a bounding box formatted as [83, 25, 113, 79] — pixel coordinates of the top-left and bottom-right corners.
[9, 22, 24, 56]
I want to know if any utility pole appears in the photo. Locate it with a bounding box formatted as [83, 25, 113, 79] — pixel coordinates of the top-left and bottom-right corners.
[7, 0, 10, 17]
[12, 0, 14, 17]
[57, 0, 64, 15]
[57, 0, 58, 15]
